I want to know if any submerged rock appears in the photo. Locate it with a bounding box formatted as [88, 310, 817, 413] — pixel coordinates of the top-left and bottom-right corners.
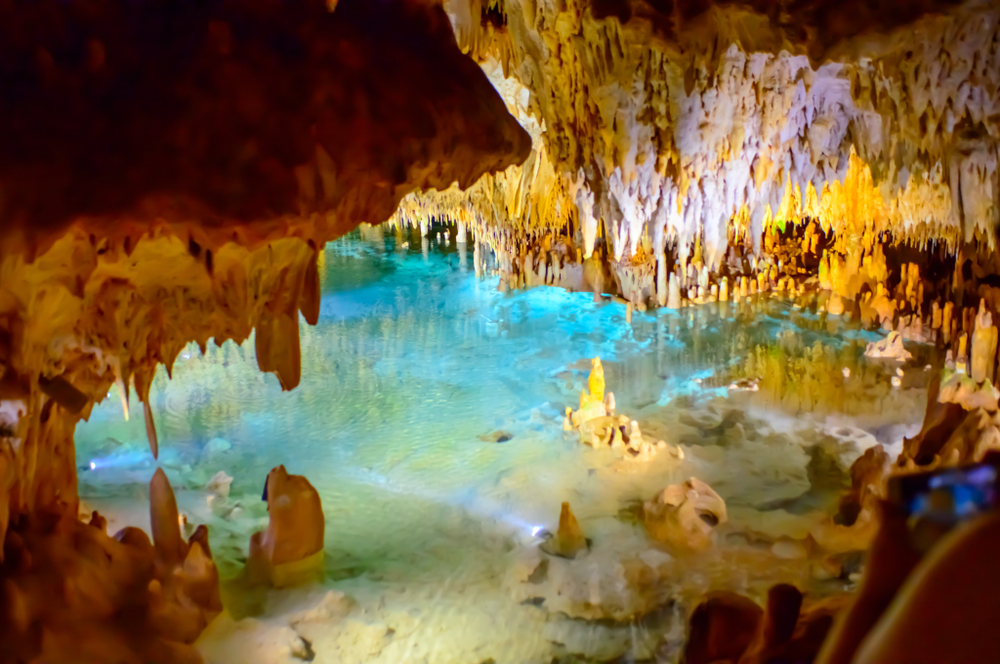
[478, 430, 514, 443]
[204, 437, 232, 456]
[206, 470, 234, 500]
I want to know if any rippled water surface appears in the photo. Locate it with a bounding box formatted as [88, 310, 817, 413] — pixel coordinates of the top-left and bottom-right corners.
[75, 227, 931, 663]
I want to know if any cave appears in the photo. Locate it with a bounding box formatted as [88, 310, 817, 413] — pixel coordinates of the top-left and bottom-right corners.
[2, 0, 1000, 662]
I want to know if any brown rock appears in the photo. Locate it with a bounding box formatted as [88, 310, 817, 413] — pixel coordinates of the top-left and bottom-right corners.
[540, 502, 588, 559]
[248, 465, 325, 586]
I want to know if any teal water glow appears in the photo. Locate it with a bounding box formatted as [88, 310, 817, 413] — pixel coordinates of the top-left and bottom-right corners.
[74, 228, 928, 663]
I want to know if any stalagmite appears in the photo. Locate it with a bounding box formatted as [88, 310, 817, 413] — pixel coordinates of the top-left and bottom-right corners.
[540, 502, 587, 559]
[151, 468, 185, 566]
[474, 238, 484, 278]
[248, 466, 325, 588]
[971, 300, 995, 384]
[587, 358, 605, 405]
[656, 252, 668, 307]
[958, 334, 970, 373]
[668, 273, 682, 309]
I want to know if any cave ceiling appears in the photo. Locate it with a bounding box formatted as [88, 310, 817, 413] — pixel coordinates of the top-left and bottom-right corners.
[425, 0, 1000, 266]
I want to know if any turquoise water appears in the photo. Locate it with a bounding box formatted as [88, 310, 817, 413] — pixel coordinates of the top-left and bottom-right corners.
[74, 227, 927, 663]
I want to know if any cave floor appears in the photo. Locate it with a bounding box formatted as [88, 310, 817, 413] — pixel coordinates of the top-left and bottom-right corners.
[75, 228, 933, 664]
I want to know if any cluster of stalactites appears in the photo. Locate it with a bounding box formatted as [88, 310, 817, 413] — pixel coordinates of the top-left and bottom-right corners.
[0, 226, 324, 554]
[434, 0, 1000, 269]
[388, 55, 575, 240]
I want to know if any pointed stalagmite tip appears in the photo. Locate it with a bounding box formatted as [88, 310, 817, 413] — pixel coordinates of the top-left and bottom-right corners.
[540, 501, 588, 559]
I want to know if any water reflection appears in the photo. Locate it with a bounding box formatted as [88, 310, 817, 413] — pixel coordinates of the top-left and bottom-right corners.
[75, 227, 931, 663]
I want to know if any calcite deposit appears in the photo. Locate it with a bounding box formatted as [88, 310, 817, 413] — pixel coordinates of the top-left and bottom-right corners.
[4, 0, 1000, 660]
[385, 0, 1000, 390]
[567, 356, 681, 461]
[248, 466, 325, 588]
[642, 477, 727, 553]
[0, 469, 221, 664]
[539, 502, 588, 559]
[0, 0, 529, 658]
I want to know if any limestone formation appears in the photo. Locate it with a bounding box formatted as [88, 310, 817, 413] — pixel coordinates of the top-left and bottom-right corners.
[0, 468, 221, 664]
[902, 372, 976, 467]
[864, 332, 912, 362]
[685, 585, 849, 664]
[938, 372, 1000, 412]
[3, 0, 1000, 658]
[812, 446, 889, 554]
[248, 466, 325, 588]
[566, 360, 678, 462]
[932, 408, 1000, 467]
[642, 478, 727, 553]
[971, 300, 998, 384]
[539, 502, 588, 559]
[0, 1, 531, 653]
[587, 357, 606, 405]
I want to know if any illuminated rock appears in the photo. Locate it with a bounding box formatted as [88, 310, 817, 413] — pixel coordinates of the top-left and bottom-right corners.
[642, 478, 727, 553]
[540, 502, 588, 559]
[938, 372, 1000, 412]
[248, 466, 325, 588]
[206, 471, 234, 501]
[864, 331, 912, 361]
[587, 358, 606, 405]
[667, 273, 682, 309]
[826, 293, 845, 316]
[971, 300, 997, 384]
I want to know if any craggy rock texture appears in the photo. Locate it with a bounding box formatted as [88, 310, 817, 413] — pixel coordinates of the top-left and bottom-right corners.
[0, 469, 221, 664]
[0, 0, 528, 532]
[684, 584, 848, 664]
[390, 0, 1000, 332]
[0, 0, 529, 658]
[439, 0, 999, 259]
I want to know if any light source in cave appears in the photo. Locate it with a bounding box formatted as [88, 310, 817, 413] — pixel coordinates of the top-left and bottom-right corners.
[3, 0, 1000, 661]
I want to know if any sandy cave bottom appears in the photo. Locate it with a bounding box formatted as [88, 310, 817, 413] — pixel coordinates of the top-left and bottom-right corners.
[75, 227, 932, 664]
